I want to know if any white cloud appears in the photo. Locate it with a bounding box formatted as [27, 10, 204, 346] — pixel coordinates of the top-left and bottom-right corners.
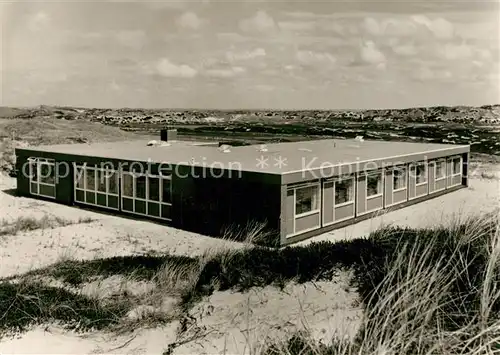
[439, 42, 473, 60]
[411, 15, 454, 39]
[363, 17, 382, 36]
[156, 58, 197, 78]
[176, 11, 203, 30]
[254, 84, 274, 92]
[226, 48, 266, 61]
[115, 30, 146, 49]
[109, 80, 121, 91]
[204, 66, 246, 78]
[277, 21, 316, 32]
[362, 15, 454, 40]
[360, 41, 386, 65]
[392, 43, 418, 56]
[295, 50, 336, 67]
[239, 11, 277, 34]
[414, 66, 452, 81]
[28, 11, 50, 32]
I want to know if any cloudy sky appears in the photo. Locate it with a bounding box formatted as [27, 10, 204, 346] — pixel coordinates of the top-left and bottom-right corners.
[1, 0, 499, 109]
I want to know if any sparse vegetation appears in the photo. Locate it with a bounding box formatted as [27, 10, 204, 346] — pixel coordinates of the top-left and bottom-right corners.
[1, 211, 498, 355]
[259, 212, 500, 354]
[0, 281, 128, 334]
[0, 215, 95, 237]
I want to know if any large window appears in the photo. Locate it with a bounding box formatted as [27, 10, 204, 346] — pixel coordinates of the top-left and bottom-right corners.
[74, 164, 119, 210]
[415, 162, 427, 185]
[452, 157, 462, 175]
[393, 166, 407, 190]
[121, 171, 172, 220]
[366, 171, 383, 197]
[435, 160, 446, 180]
[295, 184, 320, 215]
[335, 176, 354, 205]
[29, 157, 56, 198]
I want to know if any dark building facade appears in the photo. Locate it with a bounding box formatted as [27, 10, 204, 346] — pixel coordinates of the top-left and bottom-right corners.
[15, 135, 470, 246]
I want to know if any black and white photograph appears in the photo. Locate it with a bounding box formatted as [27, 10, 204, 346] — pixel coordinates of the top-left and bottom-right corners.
[0, 0, 499, 353]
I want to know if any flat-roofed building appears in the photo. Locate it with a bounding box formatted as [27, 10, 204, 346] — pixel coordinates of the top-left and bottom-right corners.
[15, 130, 470, 246]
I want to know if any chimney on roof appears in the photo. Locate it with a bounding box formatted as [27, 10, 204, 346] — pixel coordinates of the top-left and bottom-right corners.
[160, 127, 177, 142]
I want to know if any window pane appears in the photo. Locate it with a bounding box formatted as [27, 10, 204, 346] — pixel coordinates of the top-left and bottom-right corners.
[122, 173, 134, 197]
[108, 171, 118, 194]
[30, 161, 38, 182]
[162, 178, 171, 203]
[135, 175, 146, 199]
[453, 158, 461, 174]
[75, 166, 84, 189]
[367, 172, 382, 197]
[40, 163, 55, 185]
[416, 163, 427, 184]
[96, 170, 107, 192]
[436, 161, 445, 179]
[295, 185, 319, 215]
[393, 167, 407, 190]
[335, 178, 353, 204]
[86, 169, 96, 190]
[149, 177, 160, 201]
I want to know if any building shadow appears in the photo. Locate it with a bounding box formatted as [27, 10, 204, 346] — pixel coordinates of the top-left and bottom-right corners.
[2, 188, 19, 197]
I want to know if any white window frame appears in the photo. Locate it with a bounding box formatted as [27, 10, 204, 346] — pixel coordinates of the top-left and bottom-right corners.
[392, 165, 407, 192]
[28, 157, 56, 199]
[415, 161, 428, 186]
[334, 175, 355, 207]
[366, 170, 383, 199]
[286, 181, 321, 238]
[73, 163, 119, 210]
[120, 170, 172, 221]
[293, 182, 321, 218]
[435, 159, 446, 181]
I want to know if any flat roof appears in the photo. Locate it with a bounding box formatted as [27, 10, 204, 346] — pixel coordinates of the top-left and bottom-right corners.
[18, 138, 469, 176]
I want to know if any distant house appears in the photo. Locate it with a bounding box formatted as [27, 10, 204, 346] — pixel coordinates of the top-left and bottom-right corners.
[15, 129, 469, 246]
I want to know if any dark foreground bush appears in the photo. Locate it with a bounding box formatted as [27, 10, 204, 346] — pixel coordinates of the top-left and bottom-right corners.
[0, 281, 128, 334]
[192, 238, 386, 297]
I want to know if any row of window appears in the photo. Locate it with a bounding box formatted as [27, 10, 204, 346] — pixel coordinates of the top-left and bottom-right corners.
[294, 176, 355, 216]
[121, 172, 172, 220]
[72, 164, 172, 220]
[28, 158, 56, 198]
[74, 165, 120, 209]
[292, 157, 463, 216]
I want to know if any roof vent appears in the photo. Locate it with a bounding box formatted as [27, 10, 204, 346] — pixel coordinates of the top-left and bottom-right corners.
[258, 144, 268, 152]
[355, 136, 364, 142]
[160, 127, 177, 142]
[218, 144, 231, 153]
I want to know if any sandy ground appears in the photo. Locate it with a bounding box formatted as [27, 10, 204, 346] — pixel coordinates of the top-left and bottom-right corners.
[175, 273, 362, 355]
[0, 166, 499, 354]
[0, 175, 244, 279]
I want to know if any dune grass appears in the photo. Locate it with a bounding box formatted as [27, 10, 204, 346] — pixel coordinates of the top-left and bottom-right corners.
[1, 212, 498, 355]
[0, 215, 95, 237]
[260, 212, 500, 355]
[0, 281, 128, 334]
